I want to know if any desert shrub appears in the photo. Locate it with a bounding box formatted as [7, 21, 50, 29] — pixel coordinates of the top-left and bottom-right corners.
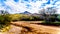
[29, 16, 34, 21]
[57, 15, 60, 21]
[44, 14, 59, 23]
[42, 14, 60, 25]
[20, 15, 44, 21]
[0, 14, 12, 29]
[10, 14, 21, 21]
[49, 16, 56, 22]
[42, 21, 60, 26]
[32, 16, 38, 21]
[20, 15, 31, 21]
[0, 14, 11, 25]
[9, 14, 45, 21]
[32, 16, 44, 21]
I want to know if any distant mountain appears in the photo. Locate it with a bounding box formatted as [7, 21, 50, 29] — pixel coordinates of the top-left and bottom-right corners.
[20, 11, 31, 14]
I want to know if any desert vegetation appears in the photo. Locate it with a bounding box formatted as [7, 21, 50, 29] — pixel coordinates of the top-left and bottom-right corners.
[0, 7, 60, 34]
[0, 10, 11, 32]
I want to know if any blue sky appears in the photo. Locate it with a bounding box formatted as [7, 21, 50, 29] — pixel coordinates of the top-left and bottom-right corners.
[0, 0, 60, 14]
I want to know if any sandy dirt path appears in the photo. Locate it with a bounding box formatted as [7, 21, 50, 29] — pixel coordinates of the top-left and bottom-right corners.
[10, 21, 60, 34]
[0, 21, 60, 34]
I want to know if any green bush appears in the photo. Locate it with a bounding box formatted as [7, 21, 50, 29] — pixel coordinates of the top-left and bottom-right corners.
[19, 16, 43, 21]
[20, 15, 31, 21]
[0, 14, 12, 29]
[0, 14, 12, 25]
[9, 14, 20, 21]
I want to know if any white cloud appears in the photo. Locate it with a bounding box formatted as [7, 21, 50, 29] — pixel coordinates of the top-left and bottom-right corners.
[0, 0, 60, 14]
[0, 6, 5, 10]
[57, 9, 60, 14]
[4, 0, 41, 13]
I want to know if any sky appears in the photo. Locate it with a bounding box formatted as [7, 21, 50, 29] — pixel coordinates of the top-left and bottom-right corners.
[0, 0, 60, 14]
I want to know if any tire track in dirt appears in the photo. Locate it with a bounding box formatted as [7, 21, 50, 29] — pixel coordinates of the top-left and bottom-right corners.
[11, 21, 60, 34]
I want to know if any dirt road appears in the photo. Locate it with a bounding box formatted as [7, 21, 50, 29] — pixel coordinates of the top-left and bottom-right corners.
[10, 21, 60, 34]
[1, 21, 60, 34]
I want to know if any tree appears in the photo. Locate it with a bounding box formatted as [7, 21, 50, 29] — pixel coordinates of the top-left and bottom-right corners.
[0, 10, 11, 28]
[0, 10, 9, 15]
[39, 7, 57, 15]
[39, 7, 58, 22]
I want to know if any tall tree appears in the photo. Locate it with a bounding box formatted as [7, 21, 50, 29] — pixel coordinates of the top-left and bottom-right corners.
[39, 7, 58, 22]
